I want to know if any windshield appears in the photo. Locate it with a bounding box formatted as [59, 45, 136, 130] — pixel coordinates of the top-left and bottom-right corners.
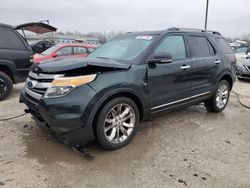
[41, 45, 58, 55]
[89, 35, 155, 61]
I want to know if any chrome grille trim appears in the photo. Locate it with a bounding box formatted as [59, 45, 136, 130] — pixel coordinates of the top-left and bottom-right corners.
[29, 71, 64, 80]
[26, 77, 51, 88]
[25, 87, 42, 100]
[24, 71, 64, 100]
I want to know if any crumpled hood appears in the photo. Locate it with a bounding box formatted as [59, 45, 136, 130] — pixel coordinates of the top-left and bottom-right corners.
[34, 57, 131, 73]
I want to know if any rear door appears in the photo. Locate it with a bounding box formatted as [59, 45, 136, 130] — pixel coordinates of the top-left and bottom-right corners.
[148, 34, 193, 114]
[187, 34, 222, 101]
[0, 27, 32, 81]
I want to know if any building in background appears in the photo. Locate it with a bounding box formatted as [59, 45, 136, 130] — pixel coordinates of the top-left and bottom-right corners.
[26, 33, 99, 46]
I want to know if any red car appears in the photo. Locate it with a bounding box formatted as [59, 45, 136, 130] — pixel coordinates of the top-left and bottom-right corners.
[33, 44, 96, 63]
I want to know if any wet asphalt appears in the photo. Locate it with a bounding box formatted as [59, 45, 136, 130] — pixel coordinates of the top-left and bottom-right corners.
[0, 80, 250, 188]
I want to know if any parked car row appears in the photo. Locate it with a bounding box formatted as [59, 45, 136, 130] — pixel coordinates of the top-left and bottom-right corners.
[33, 43, 96, 63]
[0, 22, 97, 100]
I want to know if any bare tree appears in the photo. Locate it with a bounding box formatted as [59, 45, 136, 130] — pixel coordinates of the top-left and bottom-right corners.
[241, 33, 250, 45]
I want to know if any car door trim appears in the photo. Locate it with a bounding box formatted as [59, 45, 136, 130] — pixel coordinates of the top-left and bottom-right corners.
[151, 91, 210, 110]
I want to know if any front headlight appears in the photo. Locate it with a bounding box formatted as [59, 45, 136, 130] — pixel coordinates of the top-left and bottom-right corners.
[44, 74, 96, 98]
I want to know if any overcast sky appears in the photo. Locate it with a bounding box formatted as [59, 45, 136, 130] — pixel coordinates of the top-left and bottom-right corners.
[0, 0, 249, 38]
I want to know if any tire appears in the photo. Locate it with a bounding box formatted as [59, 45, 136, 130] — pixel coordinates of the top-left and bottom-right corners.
[204, 80, 230, 113]
[95, 97, 140, 150]
[0, 71, 13, 101]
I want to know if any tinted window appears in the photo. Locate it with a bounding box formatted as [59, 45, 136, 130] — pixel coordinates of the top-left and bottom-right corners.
[57, 47, 73, 56]
[154, 35, 186, 60]
[234, 47, 248, 54]
[215, 38, 234, 54]
[0, 28, 26, 50]
[74, 47, 87, 54]
[188, 36, 214, 57]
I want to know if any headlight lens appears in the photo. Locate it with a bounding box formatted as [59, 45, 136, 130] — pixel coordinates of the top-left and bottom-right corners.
[44, 74, 96, 98]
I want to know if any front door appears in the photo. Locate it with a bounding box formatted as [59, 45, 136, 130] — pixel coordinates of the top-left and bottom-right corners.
[148, 34, 193, 114]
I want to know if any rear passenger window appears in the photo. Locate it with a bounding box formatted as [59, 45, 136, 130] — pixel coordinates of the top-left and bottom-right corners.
[188, 36, 215, 57]
[216, 38, 234, 54]
[154, 35, 186, 60]
[0, 28, 26, 50]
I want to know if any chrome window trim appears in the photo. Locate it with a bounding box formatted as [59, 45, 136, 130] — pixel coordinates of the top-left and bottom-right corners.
[151, 91, 210, 110]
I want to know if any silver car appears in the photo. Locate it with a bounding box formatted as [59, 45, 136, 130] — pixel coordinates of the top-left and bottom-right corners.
[236, 59, 250, 80]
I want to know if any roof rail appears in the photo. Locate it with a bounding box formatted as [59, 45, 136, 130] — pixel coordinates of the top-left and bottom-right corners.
[167, 27, 221, 35]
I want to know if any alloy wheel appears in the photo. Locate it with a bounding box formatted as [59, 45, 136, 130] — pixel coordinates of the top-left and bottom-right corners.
[216, 83, 229, 109]
[104, 103, 135, 144]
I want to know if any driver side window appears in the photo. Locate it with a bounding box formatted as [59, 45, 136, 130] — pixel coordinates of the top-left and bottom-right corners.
[57, 47, 73, 56]
[154, 35, 186, 60]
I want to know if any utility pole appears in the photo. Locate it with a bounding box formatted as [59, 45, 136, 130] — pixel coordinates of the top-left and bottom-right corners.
[204, 0, 209, 29]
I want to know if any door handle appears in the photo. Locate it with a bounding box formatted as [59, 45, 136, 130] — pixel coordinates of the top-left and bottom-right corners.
[180, 65, 191, 70]
[214, 60, 221, 64]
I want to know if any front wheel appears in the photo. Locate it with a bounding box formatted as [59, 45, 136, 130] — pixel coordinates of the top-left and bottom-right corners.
[204, 80, 230, 112]
[95, 97, 140, 150]
[0, 71, 13, 101]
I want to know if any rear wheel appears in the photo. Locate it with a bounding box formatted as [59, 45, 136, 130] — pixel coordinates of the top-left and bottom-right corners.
[0, 71, 13, 101]
[95, 97, 139, 150]
[204, 80, 230, 112]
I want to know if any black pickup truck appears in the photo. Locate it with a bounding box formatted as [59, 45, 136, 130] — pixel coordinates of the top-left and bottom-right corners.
[0, 23, 33, 100]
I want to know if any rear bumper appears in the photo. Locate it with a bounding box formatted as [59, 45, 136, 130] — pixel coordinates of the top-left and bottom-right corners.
[20, 85, 96, 146]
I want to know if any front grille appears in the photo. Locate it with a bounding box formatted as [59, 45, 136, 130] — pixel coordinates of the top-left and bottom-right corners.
[24, 71, 64, 100]
[243, 65, 250, 72]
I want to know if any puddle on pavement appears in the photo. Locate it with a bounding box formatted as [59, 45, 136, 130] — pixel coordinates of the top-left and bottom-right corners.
[21, 120, 156, 167]
[20, 102, 244, 168]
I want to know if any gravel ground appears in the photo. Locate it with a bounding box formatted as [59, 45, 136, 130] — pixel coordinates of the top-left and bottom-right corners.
[0, 80, 250, 188]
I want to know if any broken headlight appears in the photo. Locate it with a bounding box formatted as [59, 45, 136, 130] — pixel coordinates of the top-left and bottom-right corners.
[44, 74, 96, 98]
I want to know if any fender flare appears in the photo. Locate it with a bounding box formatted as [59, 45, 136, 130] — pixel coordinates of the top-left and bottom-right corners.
[0, 60, 17, 81]
[217, 70, 234, 87]
[86, 87, 149, 126]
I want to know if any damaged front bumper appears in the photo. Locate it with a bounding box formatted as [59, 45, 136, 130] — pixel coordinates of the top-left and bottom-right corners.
[20, 84, 96, 146]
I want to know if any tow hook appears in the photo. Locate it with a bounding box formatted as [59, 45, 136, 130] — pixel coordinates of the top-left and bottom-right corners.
[24, 109, 31, 113]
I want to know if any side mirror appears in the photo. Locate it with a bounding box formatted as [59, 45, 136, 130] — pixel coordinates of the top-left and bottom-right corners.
[52, 53, 58, 58]
[148, 52, 173, 64]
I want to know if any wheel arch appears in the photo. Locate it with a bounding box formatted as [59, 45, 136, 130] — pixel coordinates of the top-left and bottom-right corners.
[218, 73, 233, 90]
[87, 88, 149, 130]
[0, 60, 17, 83]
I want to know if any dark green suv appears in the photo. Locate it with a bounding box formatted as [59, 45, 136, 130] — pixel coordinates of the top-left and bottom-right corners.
[20, 28, 236, 150]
